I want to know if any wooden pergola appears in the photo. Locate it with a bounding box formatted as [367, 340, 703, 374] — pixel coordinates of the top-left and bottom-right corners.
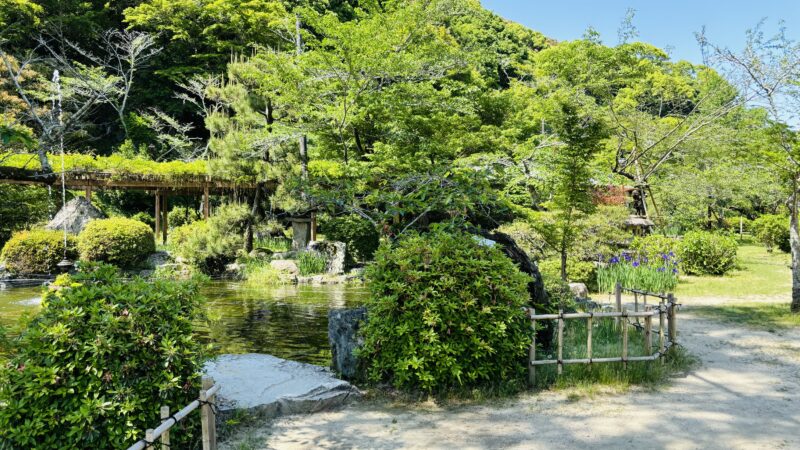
[0, 168, 263, 243]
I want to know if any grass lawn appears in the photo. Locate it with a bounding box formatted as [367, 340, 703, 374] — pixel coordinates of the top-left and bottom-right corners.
[675, 244, 791, 300]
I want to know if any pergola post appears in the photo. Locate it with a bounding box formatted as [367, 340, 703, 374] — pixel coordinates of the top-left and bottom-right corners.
[203, 184, 210, 219]
[310, 212, 317, 241]
[161, 193, 168, 244]
[155, 192, 161, 238]
[84, 186, 92, 203]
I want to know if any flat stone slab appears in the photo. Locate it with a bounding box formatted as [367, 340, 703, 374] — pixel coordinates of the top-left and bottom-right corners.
[203, 354, 361, 419]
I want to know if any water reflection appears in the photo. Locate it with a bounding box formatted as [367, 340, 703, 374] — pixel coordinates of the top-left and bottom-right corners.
[0, 282, 369, 366]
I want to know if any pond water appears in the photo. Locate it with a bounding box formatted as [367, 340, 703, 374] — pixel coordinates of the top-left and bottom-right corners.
[0, 281, 368, 366]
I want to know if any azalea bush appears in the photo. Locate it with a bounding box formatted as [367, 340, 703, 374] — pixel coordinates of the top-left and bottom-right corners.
[78, 217, 155, 268]
[169, 203, 249, 274]
[0, 263, 207, 449]
[1, 229, 77, 274]
[679, 231, 738, 275]
[359, 231, 532, 392]
[751, 214, 790, 253]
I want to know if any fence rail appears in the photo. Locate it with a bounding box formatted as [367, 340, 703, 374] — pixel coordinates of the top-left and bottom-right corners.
[127, 377, 219, 450]
[527, 283, 678, 385]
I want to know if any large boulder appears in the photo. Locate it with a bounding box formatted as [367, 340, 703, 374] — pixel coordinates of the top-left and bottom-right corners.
[270, 259, 299, 274]
[569, 282, 589, 300]
[46, 197, 105, 234]
[308, 240, 346, 275]
[328, 307, 366, 379]
[203, 354, 360, 419]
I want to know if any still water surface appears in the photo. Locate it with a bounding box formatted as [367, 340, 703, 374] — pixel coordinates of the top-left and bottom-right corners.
[0, 281, 368, 366]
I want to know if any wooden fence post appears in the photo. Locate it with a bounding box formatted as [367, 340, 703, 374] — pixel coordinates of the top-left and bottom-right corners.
[557, 310, 564, 375]
[667, 294, 677, 348]
[200, 377, 217, 450]
[586, 313, 593, 364]
[622, 308, 628, 370]
[614, 283, 622, 327]
[160, 405, 170, 449]
[528, 309, 536, 387]
[644, 306, 652, 357]
[659, 299, 666, 364]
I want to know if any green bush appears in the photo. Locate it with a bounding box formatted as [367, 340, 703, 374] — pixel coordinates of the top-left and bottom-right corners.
[360, 231, 532, 392]
[0, 263, 206, 449]
[169, 204, 249, 274]
[297, 251, 327, 275]
[630, 234, 680, 262]
[751, 214, 790, 253]
[542, 273, 577, 308]
[78, 217, 155, 268]
[1, 229, 78, 275]
[130, 211, 155, 231]
[679, 231, 738, 275]
[319, 214, 380, 266]
[168, 206, 201, 228]
[538, 258, 597, 290]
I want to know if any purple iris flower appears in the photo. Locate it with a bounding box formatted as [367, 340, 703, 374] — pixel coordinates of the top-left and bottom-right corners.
[668, 251, 675, 257]
[610, 256, 620, 264]
[661, 253, 669, 261]
[632, 261, 640, 267]
[623, 253, 632, 262]
[643, 256, 649, 264]
[657, 267, 666, 272]
[672, 268, 679, 274]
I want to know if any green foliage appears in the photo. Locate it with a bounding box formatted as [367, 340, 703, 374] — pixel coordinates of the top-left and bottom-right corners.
[296, 251, 327, 276]
[0, 185, 55, 247]
[541, 273, 577, 307]
[360, 231, 532, 392]
[168, 205, 201, 228]
[169, 203, 249, 274]
[1, 229, 77, 274]
[630, 234, 680, 262]
[319, 214, 380, 265]
[538, 258, 597, 291]
[751, 214, 790, 253]
[130, 211, 155, 231]
[77, 218, 155, 268]
[0, 263, 206, 449]
[679, 231, 738, 276]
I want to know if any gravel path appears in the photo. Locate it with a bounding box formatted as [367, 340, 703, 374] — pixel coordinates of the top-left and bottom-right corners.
[222, 312, 800, 450]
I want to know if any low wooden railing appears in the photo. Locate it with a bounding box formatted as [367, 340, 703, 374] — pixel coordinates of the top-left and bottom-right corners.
[527, 284, 678, 385]
[126, 377, 220, 450]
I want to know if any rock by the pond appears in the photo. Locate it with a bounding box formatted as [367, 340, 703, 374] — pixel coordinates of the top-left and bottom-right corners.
[271, 251, 297, 260]
[46, 197, 105, 234]
[203, 354, 360, 418]
[270, 259, 299, 274]
[307, 240, 346, 275]
[569, 282, 589, 299]
[144, 251, 172, 269]
[249, 248, 273, 259]
[328, 307, 367, 379]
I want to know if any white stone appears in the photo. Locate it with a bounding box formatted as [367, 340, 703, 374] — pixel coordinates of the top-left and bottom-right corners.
[569, 282, 589, 299]
[46, 197, 105, 234]
[203, 354, 361, 417]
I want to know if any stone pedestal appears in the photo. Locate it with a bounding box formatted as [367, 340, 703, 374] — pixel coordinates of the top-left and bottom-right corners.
[292, 219, 312, 251]
[328, 307, 367, 379]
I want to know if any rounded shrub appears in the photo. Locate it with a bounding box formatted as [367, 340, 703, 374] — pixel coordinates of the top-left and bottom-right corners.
[78, 217, 155, 268]
[0, 263, 206, 449]
[537, 258, 597, 291]
[0, 229, 77, 274]
[751, 214, 790, 253]
[679, 231, 738, 275]
[360, 231, 532, 392]
[319, 213, 380, 266]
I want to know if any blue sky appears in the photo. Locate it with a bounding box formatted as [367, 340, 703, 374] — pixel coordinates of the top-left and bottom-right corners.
[480, 1, 800, 64]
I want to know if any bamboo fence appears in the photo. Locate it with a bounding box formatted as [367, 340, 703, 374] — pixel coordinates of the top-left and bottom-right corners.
[127, 377, 220, 450]
[528, 284, 678, 385]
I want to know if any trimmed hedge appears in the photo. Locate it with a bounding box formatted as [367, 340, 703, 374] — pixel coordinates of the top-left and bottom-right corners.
[0, 263, 206, 449]
[78, 218, 155, 268]
[0, 229, 77, 274]
[360, 231, 532, 392]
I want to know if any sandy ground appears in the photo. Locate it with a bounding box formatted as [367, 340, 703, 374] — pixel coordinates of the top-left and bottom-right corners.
[221, 311, 800, 450]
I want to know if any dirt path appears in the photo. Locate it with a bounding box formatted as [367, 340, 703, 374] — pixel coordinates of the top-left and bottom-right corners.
[222, 312, 800, 450]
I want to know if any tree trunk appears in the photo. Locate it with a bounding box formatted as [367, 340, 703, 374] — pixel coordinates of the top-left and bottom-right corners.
[244, 184, 263, 253]
[790, 185, 800, 313]
[560, 243, 568, 282]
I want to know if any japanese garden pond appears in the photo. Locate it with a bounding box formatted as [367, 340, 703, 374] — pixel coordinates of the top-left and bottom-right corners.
[0, 281, 368, 366]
